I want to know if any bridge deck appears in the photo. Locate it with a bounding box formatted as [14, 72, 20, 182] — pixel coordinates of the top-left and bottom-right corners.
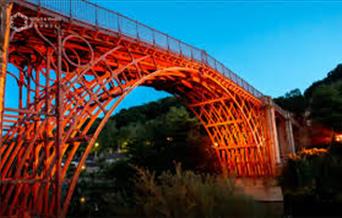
[13, 0, 264, 104]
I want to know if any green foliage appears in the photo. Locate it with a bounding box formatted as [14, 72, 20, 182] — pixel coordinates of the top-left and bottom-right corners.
[97, 120, 119, 151]
[114, 97, 182, 128]
[273, 88, 306, 116]
[280, 150, 326, 192]
[68, 97, 220, 217]
[280, 147, 342, 203]
[70, 164, 270, 217]
[100, 159, 136, 191]
[69, 173, 120, 217]
[86, 97, 183, 153]
[133, 164, 257, 218]
[309, 82, 342, 131]
[126, 105, 218, 174]
[304, 64, 342, 99]
[91, 97, 219, 174]
[275, 64, 342, 133]
[279, 147, 342, 216]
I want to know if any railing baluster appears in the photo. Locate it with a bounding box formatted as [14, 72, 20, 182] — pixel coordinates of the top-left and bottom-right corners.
[152, 31, 156, 47]
[117, 15, 121, 33]
[136, 21, 139, 39]
[95, 5, 98, 27]
[166, 35, 170, 51]
[69, 0, 72, 18]
[178, 41, 182, 56]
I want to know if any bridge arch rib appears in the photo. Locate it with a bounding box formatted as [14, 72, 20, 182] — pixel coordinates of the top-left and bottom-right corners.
[0, 1, 276, 217]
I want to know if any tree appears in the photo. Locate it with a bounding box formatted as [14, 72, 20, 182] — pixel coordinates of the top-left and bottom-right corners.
[309, 83, 342, 132]
[305, 64, 342, 99]
[126, 105, 219, 174]
[94, 97, 219, 174]
[274, 88, 306, 116]
[97, 120, 119, 152]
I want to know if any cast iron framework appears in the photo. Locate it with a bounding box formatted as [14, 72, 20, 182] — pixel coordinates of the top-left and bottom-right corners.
[0, 0, 284, 217]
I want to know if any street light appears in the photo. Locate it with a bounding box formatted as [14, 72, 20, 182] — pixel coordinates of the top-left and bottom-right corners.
[94, 142, 100, 148]
[80, 196, 86, 204]
[335, 134, 342, 142]
[94, 142, 100, 160]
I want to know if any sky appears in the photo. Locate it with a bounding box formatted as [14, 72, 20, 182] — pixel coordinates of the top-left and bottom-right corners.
[89, 0, 342, 111]
[6, 0, 342, 112]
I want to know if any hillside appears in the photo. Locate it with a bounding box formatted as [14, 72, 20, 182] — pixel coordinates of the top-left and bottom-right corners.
[304, 64, 342, 98]
[92, 96, 218, 173]
[274, 64, 342, 144]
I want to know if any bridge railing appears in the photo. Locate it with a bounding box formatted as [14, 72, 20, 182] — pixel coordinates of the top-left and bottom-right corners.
[25, 0, 264, 99]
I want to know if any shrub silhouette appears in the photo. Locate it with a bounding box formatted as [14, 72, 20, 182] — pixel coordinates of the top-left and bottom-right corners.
[133, 163, 256, 218]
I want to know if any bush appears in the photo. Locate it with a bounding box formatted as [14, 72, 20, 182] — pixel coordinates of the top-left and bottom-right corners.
[280, 147, 342, 216]
[132, 164, 257, 218]
[280, 148, 327, 191]
[69, 163, 278, 217]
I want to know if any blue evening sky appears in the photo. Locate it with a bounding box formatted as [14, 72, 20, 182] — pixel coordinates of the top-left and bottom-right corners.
[90, 0, 342, 111]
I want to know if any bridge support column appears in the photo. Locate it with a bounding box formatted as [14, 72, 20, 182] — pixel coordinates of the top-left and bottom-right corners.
[285, 112, 296, 153]
[276, 112, 296, 161]
[264, 97, 281, 175]
[0, 1, 12, 143]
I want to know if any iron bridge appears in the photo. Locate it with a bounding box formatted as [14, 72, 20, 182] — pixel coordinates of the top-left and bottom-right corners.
[0, 0, 297, 217]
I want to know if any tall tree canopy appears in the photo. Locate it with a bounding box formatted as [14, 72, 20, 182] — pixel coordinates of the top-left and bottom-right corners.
[91, 96, 219, 173]
[273, 88, 306, 117]
[275, 64, 342, 133]
[309, 83, 342, 132]
[304, 64, 342, 99]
